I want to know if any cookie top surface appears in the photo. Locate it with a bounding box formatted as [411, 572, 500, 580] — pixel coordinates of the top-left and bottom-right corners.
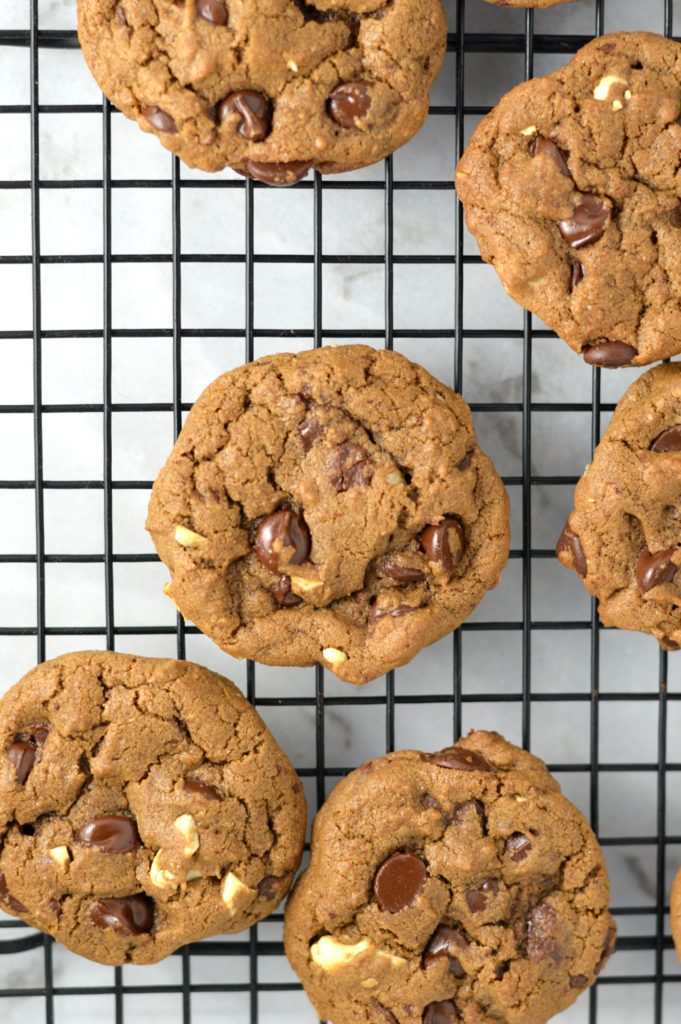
[556, 362, 681, 649]
[77, 0, 447, 179]
[672, 867, 681, 963]
[0, 651, 306, 965]
[284, 730, 616, 1024]
[457, 32, 681, 367]
[146, 346, 510, 685]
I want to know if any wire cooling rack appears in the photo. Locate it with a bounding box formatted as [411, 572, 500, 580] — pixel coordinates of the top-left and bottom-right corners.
[0, 0, 680, 1021]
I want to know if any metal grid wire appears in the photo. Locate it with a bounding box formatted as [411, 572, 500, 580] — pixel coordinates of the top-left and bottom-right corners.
[0, 0, 680, 1021]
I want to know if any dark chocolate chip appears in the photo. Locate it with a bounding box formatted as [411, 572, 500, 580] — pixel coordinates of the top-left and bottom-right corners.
[582, 340, 637, 367]
[78, 816, 142, 854]
[527, 902, 563, 966]
[495, 962, 509, 980]
[28, 724, 49, 746]
[375, 1005, 398, 1024]
[570, 975, 589, 988]
[378, 558, 426, 583]
[556, 522, 587, 577]
[420, 518, 465, 575]
[373, 852, 427, 913]
[529, 136, 572, 178]
[271, 575, 304, 608]
[465, 878, 498, 913]
[506, 832, 533, 863]
[570, 260, 584, 290]
[8, 742, 36, 785]
[258, 876, 281, 900]
[635, 546, 678, 593]
[559, 194, 610, 249]
[0, 872, 26, 914]
[421, 793, 442, 813]
[218, 91, 271, 141]
[329, 442, 373, 492]
[424, 745, 494, 773]
[49, 898, 62, 918]
[197, 0, 228, 24]
[595, 926, 617, 973]
[457, 452, 473, 471]
[368, 603, 416, 623]
[328, 81, 371, 128]
[651, 425, 681, 452]
[661, 636, 681, 652]
[91, 895, 154, 936]
[423, 925, 469, 970]
[423, 1000, 459, 1023]
[254, 510, 311, 572]
[298, 414, 323, 452]
[144, 106, 178, 134]
[242, 159, 311, 186]
[184, 777, 222, 801]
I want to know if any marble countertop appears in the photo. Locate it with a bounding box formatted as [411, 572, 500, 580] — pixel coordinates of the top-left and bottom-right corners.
[0, 0, 680, 1020]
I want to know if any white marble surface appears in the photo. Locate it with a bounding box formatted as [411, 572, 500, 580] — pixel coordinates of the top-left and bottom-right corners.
[0, 0, 680, 1020]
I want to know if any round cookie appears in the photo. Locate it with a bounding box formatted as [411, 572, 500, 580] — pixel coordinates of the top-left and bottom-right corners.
[672, 867, 681, 963]
[556, 363, 681, 650]
[0, 651, 306, 966]
[284, 730, 616, 1024]
[146, 345, 510, 685]
[456, 32, 681, 367]
[76, 0, 447, 182]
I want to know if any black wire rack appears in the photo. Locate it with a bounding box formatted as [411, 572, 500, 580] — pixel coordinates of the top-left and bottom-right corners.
[0, 0, 680, 1021]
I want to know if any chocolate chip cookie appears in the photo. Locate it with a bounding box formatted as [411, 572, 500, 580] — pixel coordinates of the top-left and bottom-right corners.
[556, 362, 681, 650]
[77, 0, 447, 183]
[146, 346, 510, 685]
[672, 866, 681, 963]
[457, 32, 681, 367]
[0, 651, 306, 965]
[284, 730, 616, 1024]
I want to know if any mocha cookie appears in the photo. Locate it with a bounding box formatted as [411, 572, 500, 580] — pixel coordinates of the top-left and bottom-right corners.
[77, 0, 447, 182]
[0, 651, 306, 965]
[146, 346, 510, 685]
[672, 867, 681, 963]
[457, 32, 681, 367]
[284, 730, 616, 1024]
[556, 363, 681, 650]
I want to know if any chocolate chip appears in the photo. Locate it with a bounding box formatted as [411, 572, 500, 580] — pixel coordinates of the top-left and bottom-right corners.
[559, 194, 610, 248]
[527, 902, 563, 966]
[258, 876, 281, 900]
[423, 925, 469, 970]
[651, 425, 681, 452]
[529, 136, 572, 178]
[218, 91, 271, 141]
[582, 340, 637, 367]
[457, 452, 473, 471]
[8, 742, 36, 785]
[49, 898, 62, 918]
[329, 442, 373, 492]
[465, 878, 498, 913]
[662, 636, 681, 652]
[423, 1000, 459, 1023]
[0, 872, 26, 914]
[570, 260, 584, 290]
[91, 895, 154, 937]
[421, 793, 442, 813]
[570, 975, 589, 988]
[242, 159, 311, 186]
[328, 81, 371, 128]
[375, 1006, 398, 1024]
[556, 522, 587, 577]
[184, 777, 222, 801]
[197, 0, 228, 23]
[420, 518, 465, 576]
[424, 745, 494, 773]
[115, 4, 127, 26]
[368, 603, 416, 624]
[271, 575, 304, 608]
[373, 852, 427, 913]
[378, 558, 426, 583]
[254, 510, 311, 573]
[28, 724, 49, 746]
[506, 832, 533, 862]
[144, 106, 178, 134]
[595, 926, 617, 973]
[298, 414, 323, 452]
[636, 546, 678, 593]
[78, 816, 142, 854]
[495, 962, 509, 980]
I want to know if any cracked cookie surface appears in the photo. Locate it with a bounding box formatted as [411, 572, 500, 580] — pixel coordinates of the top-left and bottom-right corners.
[76, 0, 447, 181]
[0, 651, 306, 965]
[556, 362, 681, 650]
[284, 731, 615, 1024]
[457, 32, 681, 367]
[146, 346, 510, 685]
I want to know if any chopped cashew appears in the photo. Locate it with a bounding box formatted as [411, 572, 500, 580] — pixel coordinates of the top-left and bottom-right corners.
[322, 647, 348, 667]
[386, 470, 404, 486]
[49, 846, 71, 870]
[361, 978, 379, 989]
[150, 850, 177, 889]
[174, 814, 200, 857]
[376, 949, 409, 968]
[174, 525, 206, 548]
[186, 869, 203, 882]
[593, 74, 629, 101]
[310, 936, 372, 970]
[520, 125, 538, 136]
[290, 576, 323, 594]
[221, 871, 255, 913]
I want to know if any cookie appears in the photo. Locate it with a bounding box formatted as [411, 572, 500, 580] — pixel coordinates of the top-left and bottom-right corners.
[556, 363, 681, 650]
[456, 32, 681, 367]
[146, 345, 510, 685]
[284, 730, 616, 1024]
[672, 866, 681, 963]
[77, 0, 447, 182]
[0, 651, 306, 966]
